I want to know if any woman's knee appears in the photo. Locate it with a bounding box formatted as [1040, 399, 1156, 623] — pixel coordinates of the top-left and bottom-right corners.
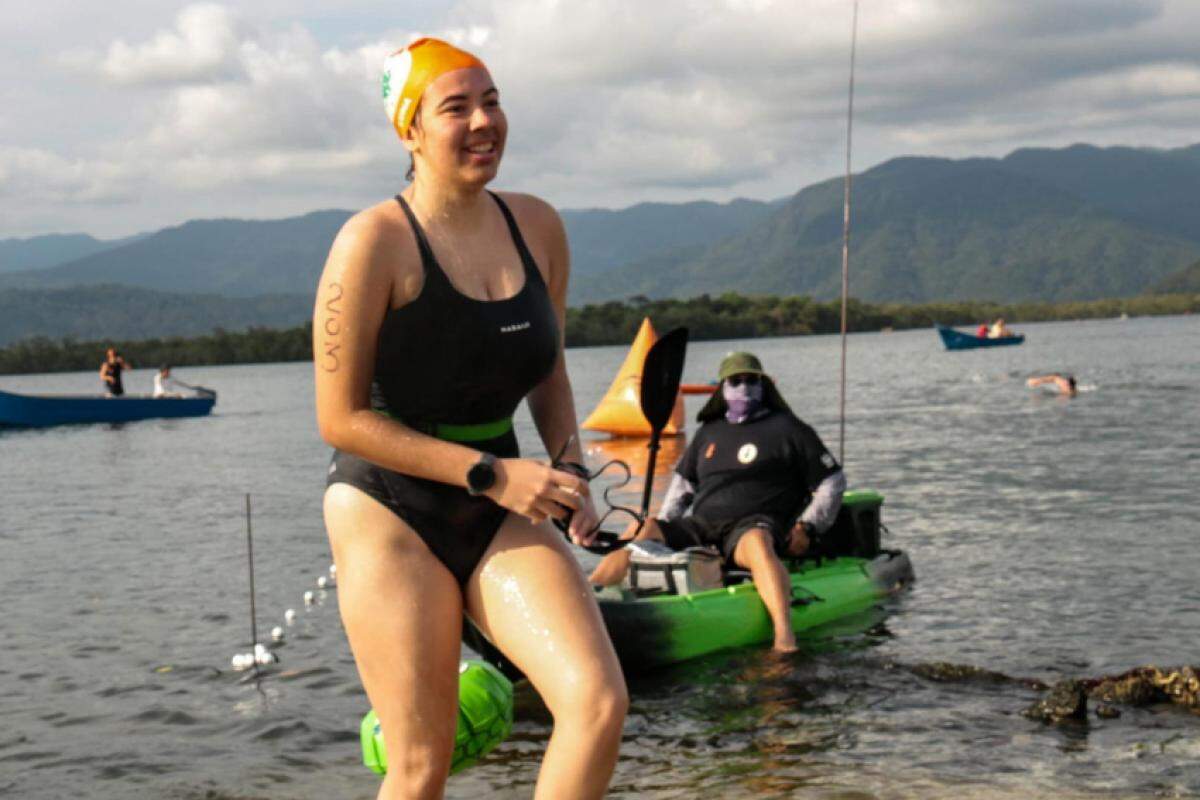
[551, 675, 629, 735]
[734, 527, 775, 565]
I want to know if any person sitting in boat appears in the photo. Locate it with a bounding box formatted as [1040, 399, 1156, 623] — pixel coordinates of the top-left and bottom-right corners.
[589, 351, 846, 653]
[99, 348, 131, 397]
[976, 322, 989, 338]
[988, 318, 1014, 338]
[1026, 373, 1077, 397]
[153, 365, 189, 398]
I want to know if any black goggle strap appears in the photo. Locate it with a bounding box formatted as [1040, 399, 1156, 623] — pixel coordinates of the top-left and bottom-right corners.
[550, 455, 645, 553]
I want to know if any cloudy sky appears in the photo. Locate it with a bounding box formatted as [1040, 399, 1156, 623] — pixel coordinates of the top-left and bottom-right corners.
[2, 0, 1198, 239]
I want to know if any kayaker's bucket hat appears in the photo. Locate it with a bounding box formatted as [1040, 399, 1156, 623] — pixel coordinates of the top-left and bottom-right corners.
[382, 37, 487, 139]
[697, 351, 794, 423]
[716, 351, 765, 382]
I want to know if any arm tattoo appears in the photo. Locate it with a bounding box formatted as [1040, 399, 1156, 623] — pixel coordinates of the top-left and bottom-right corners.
[320, 282, 343, 372]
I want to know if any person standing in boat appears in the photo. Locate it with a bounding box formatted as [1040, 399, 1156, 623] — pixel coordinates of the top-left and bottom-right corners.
[313, 38, 626, 800]
[589, 351, 846, 653]
[99, 348, 131, 397]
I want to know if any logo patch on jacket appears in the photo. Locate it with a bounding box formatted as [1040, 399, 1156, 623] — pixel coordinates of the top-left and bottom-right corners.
[705, 443, 716, 459]
[737, 444, 758, 464]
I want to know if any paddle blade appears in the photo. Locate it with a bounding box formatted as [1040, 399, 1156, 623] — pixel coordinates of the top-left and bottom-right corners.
[639, 327, 689, 434]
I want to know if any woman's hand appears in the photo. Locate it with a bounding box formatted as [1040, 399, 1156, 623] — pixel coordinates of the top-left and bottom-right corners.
[567, 495, 601, 547]
[487, 458, 589, 527]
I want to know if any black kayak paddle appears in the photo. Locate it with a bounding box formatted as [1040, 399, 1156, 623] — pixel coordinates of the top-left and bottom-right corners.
[580, 326, 689, 555]
[637, 326, 689, 519]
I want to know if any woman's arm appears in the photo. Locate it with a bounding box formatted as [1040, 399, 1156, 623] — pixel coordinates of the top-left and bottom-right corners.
[313, 206, 584, 524]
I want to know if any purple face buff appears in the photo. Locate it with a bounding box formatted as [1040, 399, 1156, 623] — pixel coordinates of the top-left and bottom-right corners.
[723, 380, 764, 424]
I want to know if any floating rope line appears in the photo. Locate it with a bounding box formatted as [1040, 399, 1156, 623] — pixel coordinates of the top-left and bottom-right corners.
[838, 0, 859, 466]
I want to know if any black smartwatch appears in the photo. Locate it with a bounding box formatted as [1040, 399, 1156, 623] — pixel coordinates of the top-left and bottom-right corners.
[466, 452, 497, 496]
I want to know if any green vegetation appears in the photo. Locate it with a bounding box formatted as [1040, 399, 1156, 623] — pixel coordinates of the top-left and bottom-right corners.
[3, 292, 1196, 376]
[0, 326, 311, 376]
[563, 292, 1200, 346]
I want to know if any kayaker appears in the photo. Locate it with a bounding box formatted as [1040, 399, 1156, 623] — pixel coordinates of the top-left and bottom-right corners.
[99, 348, 131, 397]
[975, 322, 989, 337]
[313, 37, 625, 799]
[589, 351, 846, 653]
[1026, 373, 1077, 397]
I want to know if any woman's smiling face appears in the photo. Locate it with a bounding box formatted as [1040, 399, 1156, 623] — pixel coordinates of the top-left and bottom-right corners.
[407, 66, 507, 187]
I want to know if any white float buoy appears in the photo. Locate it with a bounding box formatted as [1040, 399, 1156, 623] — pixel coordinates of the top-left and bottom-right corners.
[284, 608, 296, 624]
[329, 563, 337, 578]
[303, 590, 315, 606]
[271, 626, 284, 643]
[255, 649, 278, 666]
[317, 576, 328, 589]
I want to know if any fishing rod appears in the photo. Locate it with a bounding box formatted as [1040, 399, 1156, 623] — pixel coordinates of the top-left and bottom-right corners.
[837, 0, 859, 466]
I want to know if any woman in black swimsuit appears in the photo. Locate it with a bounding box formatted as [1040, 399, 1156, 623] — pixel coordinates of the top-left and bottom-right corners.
[314, 38, 626, 799]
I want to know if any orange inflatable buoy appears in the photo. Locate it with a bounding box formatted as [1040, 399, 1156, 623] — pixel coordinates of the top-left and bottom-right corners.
[581, 317, 685, 437]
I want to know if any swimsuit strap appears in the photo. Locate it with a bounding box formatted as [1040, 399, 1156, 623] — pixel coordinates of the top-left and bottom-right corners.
[393, 194, 439, 278]
[487, 191, 545, 285]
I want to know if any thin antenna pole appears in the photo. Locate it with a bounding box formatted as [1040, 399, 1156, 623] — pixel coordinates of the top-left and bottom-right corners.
[838, 0, 859, 466]
[245, 493, 260, 676]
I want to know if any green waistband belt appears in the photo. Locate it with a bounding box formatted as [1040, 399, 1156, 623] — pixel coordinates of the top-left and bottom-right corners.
[376, 411, 513, 443]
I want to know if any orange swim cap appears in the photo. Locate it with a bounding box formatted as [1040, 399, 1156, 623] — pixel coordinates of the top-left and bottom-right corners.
[382, 37, 487, 139]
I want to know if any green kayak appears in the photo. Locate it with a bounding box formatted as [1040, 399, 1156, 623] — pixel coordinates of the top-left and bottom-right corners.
[466, 490, 913, 677]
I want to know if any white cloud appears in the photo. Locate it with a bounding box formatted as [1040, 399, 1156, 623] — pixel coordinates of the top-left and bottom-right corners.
[0, 146, 137, 204]
[3, 0, 1200, 237]
[99, 3, 245, 85]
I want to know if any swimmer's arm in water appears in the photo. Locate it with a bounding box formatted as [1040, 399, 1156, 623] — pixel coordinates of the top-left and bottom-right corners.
[312, 207, 585, 526]
[516, 194, 600, 543]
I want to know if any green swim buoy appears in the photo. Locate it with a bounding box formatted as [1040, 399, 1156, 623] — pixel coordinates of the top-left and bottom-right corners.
[361, 659, 513, 776]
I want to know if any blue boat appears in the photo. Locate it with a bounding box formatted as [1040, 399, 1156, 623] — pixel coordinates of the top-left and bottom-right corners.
[0, 388, 216, 428]
[935, 324, 1024, 351]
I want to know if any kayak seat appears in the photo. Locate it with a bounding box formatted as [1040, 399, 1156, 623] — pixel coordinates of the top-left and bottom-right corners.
[808, 496, 882, 559]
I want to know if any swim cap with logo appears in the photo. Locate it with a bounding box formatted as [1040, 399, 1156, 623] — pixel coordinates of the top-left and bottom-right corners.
[382, 37, 487, 139]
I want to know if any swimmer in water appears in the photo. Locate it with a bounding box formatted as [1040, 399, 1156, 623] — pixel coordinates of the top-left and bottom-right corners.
[1027, 373, 1077, 397]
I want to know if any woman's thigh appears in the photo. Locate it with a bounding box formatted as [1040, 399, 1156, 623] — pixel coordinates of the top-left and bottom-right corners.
[464, 514, 625, 714]
[323, 483, 463, 765]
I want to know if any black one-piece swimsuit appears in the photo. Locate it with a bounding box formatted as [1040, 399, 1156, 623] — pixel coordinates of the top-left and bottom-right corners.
[327, 192, 560, 586]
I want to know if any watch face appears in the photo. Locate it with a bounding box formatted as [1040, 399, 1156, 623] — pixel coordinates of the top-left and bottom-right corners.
[467, 456, 496, 494]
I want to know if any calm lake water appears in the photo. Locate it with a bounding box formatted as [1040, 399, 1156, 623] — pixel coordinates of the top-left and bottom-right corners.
[2, 315, 1198, 799]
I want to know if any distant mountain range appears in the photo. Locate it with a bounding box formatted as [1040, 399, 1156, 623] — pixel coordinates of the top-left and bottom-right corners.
[572, 144, 1200, 303]
[1, 141, 1197, 345]
[1152, 259, 1200, 294]
[0, 232, 146, 274]
[0, 285, 312, 347]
